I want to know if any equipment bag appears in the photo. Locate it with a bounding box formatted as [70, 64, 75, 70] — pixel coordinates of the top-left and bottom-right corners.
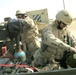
[7, 19, 25, 40]
[6, 19, 25, 50]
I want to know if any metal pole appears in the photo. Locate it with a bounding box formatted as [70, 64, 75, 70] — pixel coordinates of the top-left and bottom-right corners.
[63, 0, 65, 9]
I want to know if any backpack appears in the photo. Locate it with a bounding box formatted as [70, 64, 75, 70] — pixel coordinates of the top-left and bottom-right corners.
[7, 19, 24, 40]
[66, 53, 76, 68]
[6, 19, 25, 50]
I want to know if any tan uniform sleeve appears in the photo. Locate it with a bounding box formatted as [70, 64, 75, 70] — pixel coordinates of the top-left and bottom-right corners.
[26, 18, 35, 26]
[42, 26, 70, 50]
[23, 17, 35, 30]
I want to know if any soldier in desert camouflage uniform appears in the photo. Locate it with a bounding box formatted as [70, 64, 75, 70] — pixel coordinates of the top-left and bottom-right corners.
[15, 10, 40, 64]
[32, 10, 76, 71]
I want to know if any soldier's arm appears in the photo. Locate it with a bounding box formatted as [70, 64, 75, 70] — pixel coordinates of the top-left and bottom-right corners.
[24, 17, 35, 29]
[42, 27, 70, 51]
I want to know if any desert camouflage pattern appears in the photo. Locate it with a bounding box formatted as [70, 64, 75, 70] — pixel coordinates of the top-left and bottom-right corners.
[32, 21, 76, 71]
[21, 17, 40, 63]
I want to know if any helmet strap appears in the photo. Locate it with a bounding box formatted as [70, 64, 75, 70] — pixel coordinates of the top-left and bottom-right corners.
[57, 21, 63, 30]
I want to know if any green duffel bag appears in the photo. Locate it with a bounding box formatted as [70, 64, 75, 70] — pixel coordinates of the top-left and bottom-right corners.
[66, 53, 76, 68]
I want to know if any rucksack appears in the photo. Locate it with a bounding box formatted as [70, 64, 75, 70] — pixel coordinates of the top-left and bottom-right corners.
[7, 19, 24, 40]
[6, 19, 25, 50]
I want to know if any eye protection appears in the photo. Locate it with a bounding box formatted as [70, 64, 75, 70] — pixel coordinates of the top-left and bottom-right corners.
[61, 22, 67, 27]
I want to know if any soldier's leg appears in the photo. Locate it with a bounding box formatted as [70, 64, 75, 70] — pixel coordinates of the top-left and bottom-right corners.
[32, 57, 62, 72]
[32, 50, 48, 67]
[39, 63, 61, 72]
[26, 40, 40, 65]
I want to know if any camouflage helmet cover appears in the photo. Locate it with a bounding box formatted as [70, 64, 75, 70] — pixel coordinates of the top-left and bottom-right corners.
[16, 10, 27, 17]
[16, 10, 25, 15]
[56, 10, 73, 25]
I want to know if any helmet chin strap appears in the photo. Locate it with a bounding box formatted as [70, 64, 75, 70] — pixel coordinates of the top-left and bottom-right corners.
[57, 21, 63, 30]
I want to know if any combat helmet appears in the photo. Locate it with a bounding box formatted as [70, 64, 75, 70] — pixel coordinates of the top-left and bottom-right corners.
[56, 10, 73, 25]
[16, 10, 27, 17]
[16, 10, 25, 15]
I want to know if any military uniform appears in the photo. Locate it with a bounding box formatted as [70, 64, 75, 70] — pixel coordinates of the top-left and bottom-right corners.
[32, 19, 76, 71]
[21, 17, 40, 64]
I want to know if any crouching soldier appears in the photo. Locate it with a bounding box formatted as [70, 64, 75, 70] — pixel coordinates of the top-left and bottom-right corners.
[32, 10, 76, 72]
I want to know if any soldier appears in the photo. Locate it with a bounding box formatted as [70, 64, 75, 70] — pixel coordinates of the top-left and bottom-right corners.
[32, 10, 76, 71]
[15, 10, 27, 19]
[15, 10, 41, 64]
